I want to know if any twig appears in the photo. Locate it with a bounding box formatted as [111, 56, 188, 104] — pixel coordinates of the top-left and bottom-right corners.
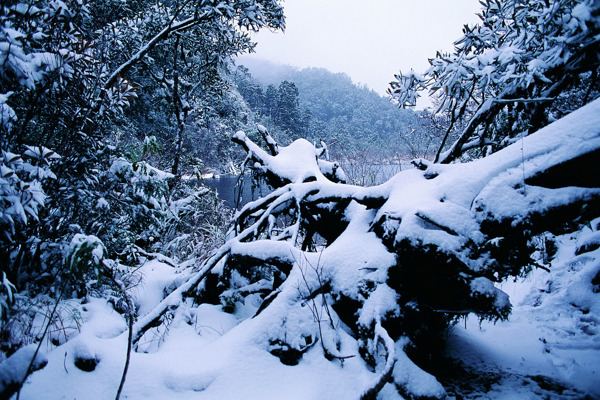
[295, 252, 354, 362]
[16, 286, 66, 400]
[131, 245, 178, 267]
[100, 260, 134, 400]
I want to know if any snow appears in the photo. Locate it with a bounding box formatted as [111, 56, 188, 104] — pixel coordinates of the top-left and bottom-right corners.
[19, 292, 371, 400]
[392, 339, 446, 399]
[12, 101, 600, 399]
[17, 222, 600, 399]
[357, 284, 399, 327]
[470, 277, 510, 310]
[23, 145, 60, 162]
[325, 202, 396, 299]
[96, 197, 109, 210]
[0, 344, 47, 394]
[576, 230, 600, 255]
[80, 298, 127, 339]
[570, 3, 592, 30]
[447, 228, 600, 399]
[109, 158, 132, 177]
[129, 260, 180, 317]
[264, 138, 326, 183]
[374, 97, 600, 262]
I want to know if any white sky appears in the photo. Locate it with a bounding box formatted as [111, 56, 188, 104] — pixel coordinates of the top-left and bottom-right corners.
[244, 0, 481, 96]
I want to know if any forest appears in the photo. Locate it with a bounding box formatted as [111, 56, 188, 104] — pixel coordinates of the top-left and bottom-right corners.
[231, 60, 442, 184]
[0, 0, 599, 399]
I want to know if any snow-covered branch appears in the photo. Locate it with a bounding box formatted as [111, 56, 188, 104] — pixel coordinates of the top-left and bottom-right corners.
[104, 17, 198, 90]
[391, 0, 600, 163]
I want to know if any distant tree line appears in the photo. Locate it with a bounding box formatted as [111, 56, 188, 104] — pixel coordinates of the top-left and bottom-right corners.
[231, 63, 447, 163]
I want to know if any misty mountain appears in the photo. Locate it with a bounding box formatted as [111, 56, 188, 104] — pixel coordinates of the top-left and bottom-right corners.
[234, 57, 440, 161]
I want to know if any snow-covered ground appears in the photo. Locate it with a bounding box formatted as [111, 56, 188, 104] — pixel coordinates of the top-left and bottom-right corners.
[445, 226, 600, 399]
[11, 222, 598, 400]
[8, 100, 600, 400]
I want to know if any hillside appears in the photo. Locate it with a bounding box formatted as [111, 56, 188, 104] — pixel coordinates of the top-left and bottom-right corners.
[233, 57, 441, 163]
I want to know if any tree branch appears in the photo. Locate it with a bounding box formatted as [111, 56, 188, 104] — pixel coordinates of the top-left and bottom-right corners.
[360, 322, 396, 400]
[100, 261, 134, 400]
[104, 17, 199, 90]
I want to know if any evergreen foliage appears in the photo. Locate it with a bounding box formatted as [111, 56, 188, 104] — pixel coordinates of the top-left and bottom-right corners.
[233, 60, 445, 163]
[0, 0, 284, 371]
[390, 0, 600, 163]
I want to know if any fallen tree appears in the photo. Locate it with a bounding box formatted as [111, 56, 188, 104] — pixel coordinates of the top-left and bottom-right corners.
[170, 99, 600, 399]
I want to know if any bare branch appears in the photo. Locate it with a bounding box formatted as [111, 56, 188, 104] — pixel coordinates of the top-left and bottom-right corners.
[257, 125, 279, 156]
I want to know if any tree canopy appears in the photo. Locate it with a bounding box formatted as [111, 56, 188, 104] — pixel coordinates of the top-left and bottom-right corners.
[390, 0, 600, 163]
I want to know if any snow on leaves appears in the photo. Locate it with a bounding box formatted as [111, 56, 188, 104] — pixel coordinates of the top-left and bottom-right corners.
[0, 147, 58, 232]
[390, 0, 600, 163]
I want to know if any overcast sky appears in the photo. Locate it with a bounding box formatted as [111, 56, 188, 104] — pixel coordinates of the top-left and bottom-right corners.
[243, 0, 481, 96]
